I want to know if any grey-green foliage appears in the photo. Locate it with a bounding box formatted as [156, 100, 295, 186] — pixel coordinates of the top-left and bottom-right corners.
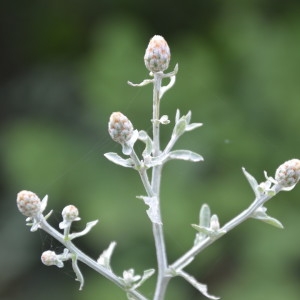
[2, 5, 300, 300]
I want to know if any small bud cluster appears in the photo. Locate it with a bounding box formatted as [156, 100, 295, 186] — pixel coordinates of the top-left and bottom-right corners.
[275, 159, 300, 188]
[16, 190, 41, 217]
[108, 112, 133, 144]
[144, 35, 170, 73]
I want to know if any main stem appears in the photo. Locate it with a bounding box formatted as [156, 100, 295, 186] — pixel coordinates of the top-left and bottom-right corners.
[152, 73, 170, 300]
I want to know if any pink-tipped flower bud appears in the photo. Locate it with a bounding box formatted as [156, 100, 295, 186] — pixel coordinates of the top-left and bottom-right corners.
[144, 35, 170, 73]
[17, 190, 41, 217]
[275, 159, 300, 188]
[41, 250, 58, 266]
[108, 112, 133, 144]
[62, 205, 79, 222]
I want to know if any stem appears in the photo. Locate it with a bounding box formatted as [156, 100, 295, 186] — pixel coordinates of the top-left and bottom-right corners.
[151, 73, 170, 300]
[170, 186, 281, 272]
[37, 215, 148, 300]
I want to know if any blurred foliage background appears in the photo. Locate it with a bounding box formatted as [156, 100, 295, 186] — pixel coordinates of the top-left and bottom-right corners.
[1, 0, 300, 299]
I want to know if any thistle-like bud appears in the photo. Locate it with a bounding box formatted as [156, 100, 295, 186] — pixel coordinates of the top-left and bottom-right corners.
[144, 35, 170, 73]
[41, 250, 58, 266]
[108, 112, 133, 144]
[59, 205, 80, 230]
[17, 190, 41, 217]
[62, 205, 80, 222]
[275, 159, 300, 188]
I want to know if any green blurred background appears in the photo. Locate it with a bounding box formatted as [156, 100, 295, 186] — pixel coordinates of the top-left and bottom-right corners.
[1, 0, 300, 299]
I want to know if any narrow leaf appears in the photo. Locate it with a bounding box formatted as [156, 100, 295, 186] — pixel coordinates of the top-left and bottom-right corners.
[252, 207, 284, 229]
[185, 111, 192, 124]
[168, 150, 204, 162]
[175, 109, 180, 123]
[132, 269, 155, 290]
[138, 130, 149, 141]
[178, 270, 220, 300]
[185, 123, 203, 131]
[138, 196, 162, 224]
[69, 220, 99, 240]
[104, 152, 135, 168]
[242, 167, 260, 197]
[194, 204, 211, 244]
[259, 217, 284, 229]
[192, 224, 226, 238]
[200, 204, 211, 228]
[97, 241, 117, 270]
[173, 118, 187, 137]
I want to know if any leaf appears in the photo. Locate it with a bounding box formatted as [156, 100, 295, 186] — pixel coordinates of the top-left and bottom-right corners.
[173, 118, 187, 137]
[260, 217, 284, 229]
[97, 241, 117, 270]
[168, 150, 204, 162]
[191, 224, 226, 238]
[132, 269, 155, 290]
[199, 204, 211, 228]
[194, 204, 211, 244]
[69, 220, 99, 240]
[185, 122, 203, 131]
[138, 130, 149, 141]
[137, 196, 162, 224]
[159, 115, 170, 124]
[122, 143, 133, 155]
[175, 109, 180, 123]
[185, 111, 192, 124]
[242, 167, 260, 197]
[252, 207, 284, 229]
[142, 137, 153, 158]
[104, 152, 135, 168]
[177, 270, 220, 300]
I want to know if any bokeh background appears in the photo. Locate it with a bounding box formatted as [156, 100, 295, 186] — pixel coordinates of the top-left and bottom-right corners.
[1, 0, 300, 299]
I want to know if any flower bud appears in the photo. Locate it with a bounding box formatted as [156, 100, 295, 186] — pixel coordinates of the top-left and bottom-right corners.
[62, 205, 79, 222]
[144, 35, 170, 73]
[41, 250, 58, 266]
[16, 190, 41, 217]
[108, 112, 133, 144]
[275, 159, 300, 188]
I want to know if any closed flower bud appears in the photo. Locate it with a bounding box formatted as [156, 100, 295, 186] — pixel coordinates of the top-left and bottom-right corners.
[108, 112, 133, 144]
[62, 205, 79, 222]
[144, 35, 170, 73]
[17, 190, 41, 217]
[275, 159, 300, 188]
[41, 250, 58, 266]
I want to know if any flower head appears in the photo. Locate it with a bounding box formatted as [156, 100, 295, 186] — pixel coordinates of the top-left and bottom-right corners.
[41, 250, 61, 267]
[108, 112, 134, 144]
[62, 205, 80, 222]
[59, 205, 81, 229]
[275, 159, 300, 189]
[41, 249, 71, 268]
[17, 190, 41, 217]
[144, 35, 170, 73]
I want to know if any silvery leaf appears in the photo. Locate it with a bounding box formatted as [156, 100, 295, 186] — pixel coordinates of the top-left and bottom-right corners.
[132, 269, 155, 290]
[104, 152, 135, 168]
[177, 270, 220, 300]
[97, 241, 117, 270]
[168, 150, 204, 162]
[252, 207, 284, 229]
[137, 196, 162, 224]
[242, 167, 260, 197]
[185, 123, 203, 131]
